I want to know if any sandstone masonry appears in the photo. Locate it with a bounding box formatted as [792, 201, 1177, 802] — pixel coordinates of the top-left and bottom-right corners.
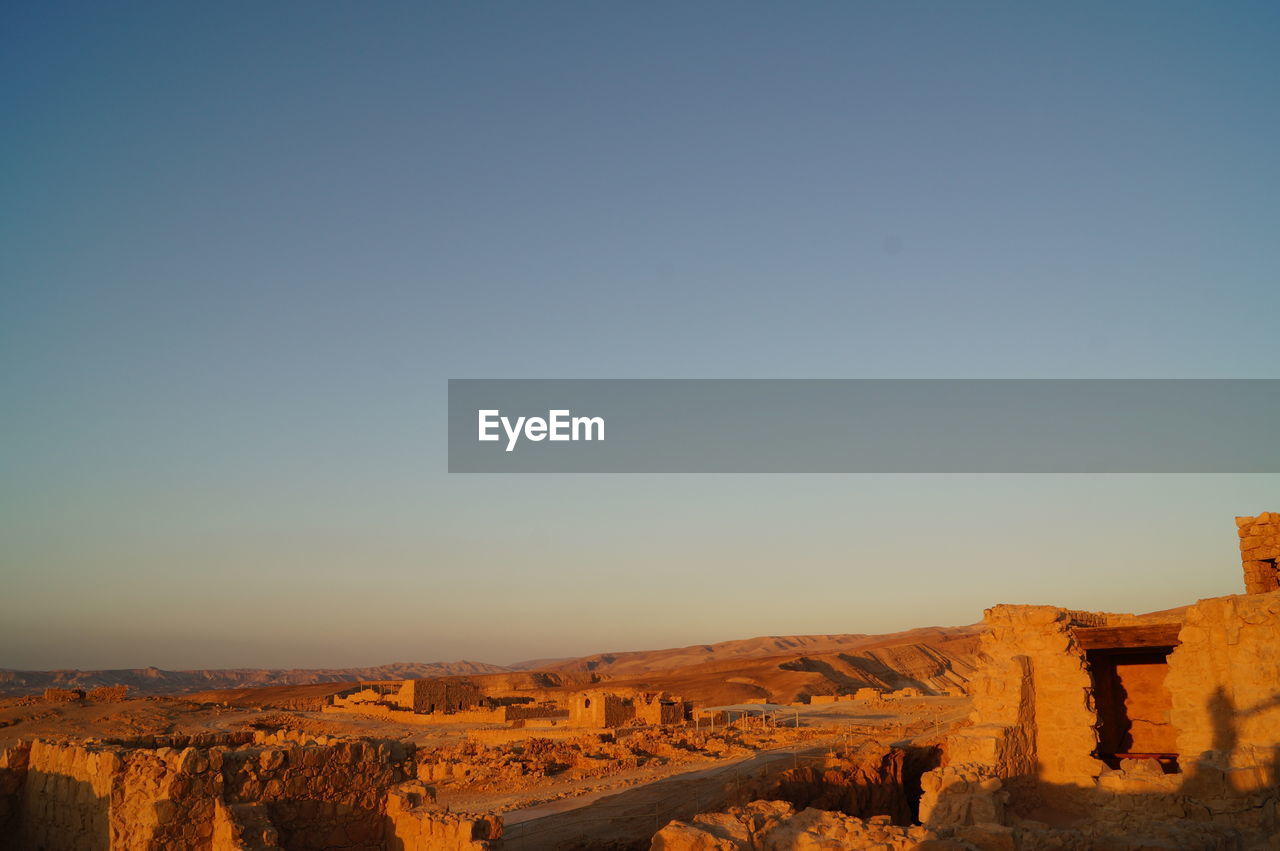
[0, 732, 501, 850]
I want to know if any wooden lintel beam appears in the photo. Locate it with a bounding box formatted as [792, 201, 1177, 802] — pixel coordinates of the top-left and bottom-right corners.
[1071, 623, 1183, 650]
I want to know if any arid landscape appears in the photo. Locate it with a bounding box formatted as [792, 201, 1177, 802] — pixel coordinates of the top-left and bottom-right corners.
[0, 628, 980, 703]
[7, 2, 1277, 847]
[2, 514, 1278, 849]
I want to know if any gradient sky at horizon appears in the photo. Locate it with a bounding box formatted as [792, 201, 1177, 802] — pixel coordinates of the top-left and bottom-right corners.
[2, 2, 1278, 670]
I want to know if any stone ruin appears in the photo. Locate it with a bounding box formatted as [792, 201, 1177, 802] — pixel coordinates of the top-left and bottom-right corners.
[568, 690, 688, 729]
[352, 678, 485, 715]
[917, 511, 1280, 847]
[1240, 511, 1280, 594]
[0, 732, 501, 850]
[41, 686, 129, 703]
[325, 678, 568, 729]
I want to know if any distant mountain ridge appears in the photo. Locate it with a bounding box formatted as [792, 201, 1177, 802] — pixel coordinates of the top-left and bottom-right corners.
[0, 625, 983, 697]
[511, 627, 980, 677]
[0, 661, 510, 696]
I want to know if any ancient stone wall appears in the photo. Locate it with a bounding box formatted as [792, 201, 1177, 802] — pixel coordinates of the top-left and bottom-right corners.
[945, 605, 1100, 789]
[568, 691, 685, 728]
[404, 678, 483, 714]
[19, 740, 115, 850]
[105, 732, 255, 749]
[4, 736, 503, 850]
[212, 799, 281, 849]
[569, 692, 632, 728]
[503, 704, 567, 722]
[1238, 512, 1280, 594]
[384, 783, 500, 850]
[87, 686, 129, 702]
[634, 695, 685, 725]
[219, 740, 412, 849]
[110, 745, 223, 848]
[1166, 590, 1280, 810]
[43, 687, 86, 702]
[323, 703, 507, 726]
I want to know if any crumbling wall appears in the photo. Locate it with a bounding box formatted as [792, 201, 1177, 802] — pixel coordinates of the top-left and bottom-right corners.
[86, 686, 129, 702]
[404, 678, 483, 715]
[569, 691, 685, 728]
[503, 704, 568, 722]
[1166, 591, 1280, 825]
[946, 605, 1100, 787]
[43, 687, 86, 702]
[6, 736, 504, 850]
[212, 800, 281, 850]
[110, 745, 224, 849]
[384, 782, 500, 850]
[323, 702, 506, 726]
[105, 732, 254, 750]
[634, 695, 685, 725]
[37, 686, 129, 702]
[1238, 512, 1280, 594]
[220, 740, 412, 849]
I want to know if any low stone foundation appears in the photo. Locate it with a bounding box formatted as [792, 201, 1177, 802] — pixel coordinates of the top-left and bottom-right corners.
[0, 735, 502, 850]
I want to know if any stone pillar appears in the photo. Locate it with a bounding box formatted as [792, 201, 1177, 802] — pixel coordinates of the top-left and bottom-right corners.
[1236, 513, 1280, 594]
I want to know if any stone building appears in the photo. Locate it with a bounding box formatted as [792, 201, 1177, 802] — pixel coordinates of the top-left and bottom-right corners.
[920, 512, 1280, 844]
[348, 678, 485, 715]
[398, 678, 484, 715]
[634, 693, 687, 726]
[569, 691, 687, 728]
[570, 692, 633, 728]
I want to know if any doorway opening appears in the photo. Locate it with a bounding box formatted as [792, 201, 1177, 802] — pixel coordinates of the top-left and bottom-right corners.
[1086, 645, 1179, 772]
[1074, 622, 1182, 774]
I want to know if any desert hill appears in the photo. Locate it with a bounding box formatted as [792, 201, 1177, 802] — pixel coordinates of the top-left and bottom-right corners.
[0, 624, 982, 701]
[584, 636, 981, 706]
[518, 627, 980, 678]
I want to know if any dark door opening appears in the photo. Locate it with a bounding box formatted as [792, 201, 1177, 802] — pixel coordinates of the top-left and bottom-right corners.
[1086, 646, 1179, 772]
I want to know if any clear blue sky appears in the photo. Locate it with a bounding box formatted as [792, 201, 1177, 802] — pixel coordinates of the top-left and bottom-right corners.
[2, 2, 1277, 669]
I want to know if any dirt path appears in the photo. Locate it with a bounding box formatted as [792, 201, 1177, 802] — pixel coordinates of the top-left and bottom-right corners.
[497, 703, 971, 850]
[499, 737, 851, 850]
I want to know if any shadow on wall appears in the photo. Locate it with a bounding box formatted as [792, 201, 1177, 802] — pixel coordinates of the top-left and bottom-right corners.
[18, 772, 109, 851]
[1179, 687, 1280, 799]
[924, 686, 1280, 846]
[266, 801, 385, 849]
[1052, 688, 1279, 839]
